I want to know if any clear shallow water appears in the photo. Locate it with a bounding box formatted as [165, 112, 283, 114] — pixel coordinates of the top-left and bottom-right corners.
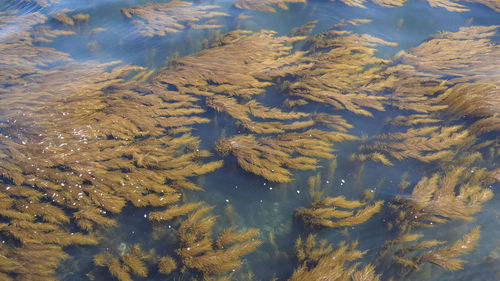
[1, 0, 500, 281]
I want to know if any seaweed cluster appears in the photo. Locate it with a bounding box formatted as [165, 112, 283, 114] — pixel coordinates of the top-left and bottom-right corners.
[289, 234, 380, 280]
[295, 196, 383, 228]
[0, 10, 235, 281]
[93, 205, 261, 281]
[388, 166, 494, 233]
[121, 1, 229, 37]
[233, 0, 306, 12]
[377, 226, 481, 277]
[0, 1, 499, 281]
[232, 0, 500, 12]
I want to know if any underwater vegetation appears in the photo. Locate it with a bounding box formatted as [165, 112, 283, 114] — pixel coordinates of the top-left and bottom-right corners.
[215, 130, 356, 183]
[295, 195, 383, 228]
[1, 1, 500, 281]
[94, 244, 150, 281]
[121, 1, 229, 37]
[377, 226, 481, 277]
[289, 234, 380, 280]
[233, 0, 306, 12]
[232, 0, 500, 12]
[387, 165, 493, 234]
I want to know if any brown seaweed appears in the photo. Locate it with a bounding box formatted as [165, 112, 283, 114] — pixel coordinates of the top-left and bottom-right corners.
[290, 234, 380, 280]
[94, 244, 149, 281]
[215, 130, 356, 182]
[175, 206, 262, 279]
[388, 167, 493, 233]
[0, 12, 225, 280]
[357, 125, 475, 164]
[234, 0, 306, 12]
[284, 28, 396, 117]
[153, 29, 308, 98]
[121, 1, 229, 37]
[378, 227, 481, 276]
[23, 0, 59, 7]
[296, 196, 384, 228]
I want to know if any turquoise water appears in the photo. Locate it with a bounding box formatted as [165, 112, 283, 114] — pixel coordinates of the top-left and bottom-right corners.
[1, 0, 500, 280]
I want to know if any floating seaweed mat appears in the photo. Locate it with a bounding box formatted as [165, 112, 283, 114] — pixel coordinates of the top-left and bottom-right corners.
[0, 11, 227, 280]
[395, 26, 500, 82]
[152, 29, 309, 98]
[354, 25, 500, 165]
[120, 1, 229, 37]
[283, 27, 397, 117]
[387, 25, 500, 119]
[233, 0, 306, 12]
[328, 0, 500, 12]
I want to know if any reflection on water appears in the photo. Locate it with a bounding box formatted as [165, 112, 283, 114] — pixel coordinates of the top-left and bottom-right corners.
[0, 0, 499, 280]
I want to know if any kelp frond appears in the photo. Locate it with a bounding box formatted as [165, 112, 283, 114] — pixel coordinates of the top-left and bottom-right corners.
[153, 30, 308, 99]
[389, 167, 493, 233]
[414, 226, 480, 270]
[290, 234, 380, 281]
[296, 196, 383, 228]
[121, 1, 229, 37]
[333, 0, 406, 8]
[284, 29, 396, 117]
[206, 95, 312, 133]
[359, 125, 474, 164]
[379, 227, 481, 276]
[94, 244, 149, 281]
[175, 205, 262, 278]
[158, 256, 177, 275]
[234, 0, 306, 12]
[215, 130, 355, 182]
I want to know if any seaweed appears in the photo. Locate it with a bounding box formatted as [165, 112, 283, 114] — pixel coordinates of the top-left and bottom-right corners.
[290, 234, 380, 280]
[153, 30, 308, 99]
[328, 0, 500, 11]
[388, 167, 493, 233]
[23, 0, 59, 7]
[206, 95, 312, 133]
[175, 206, 262, 279]
[215, 130, 356, 182]
[121, 1, 229, 37]
[296, 196, 384, 228]
[284, 28, 396, 117]
[332, 0, 406, 8]
[357, 125, 475, 164]
[158, 256, 177, 275]
[0, 11, 225, 280]
[94, 244, 149, 281]
[289, 21, 318, 37]
[427, 0, 500, 12]
[378, 227, 481, 276]
[234, 0, 306, 12]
